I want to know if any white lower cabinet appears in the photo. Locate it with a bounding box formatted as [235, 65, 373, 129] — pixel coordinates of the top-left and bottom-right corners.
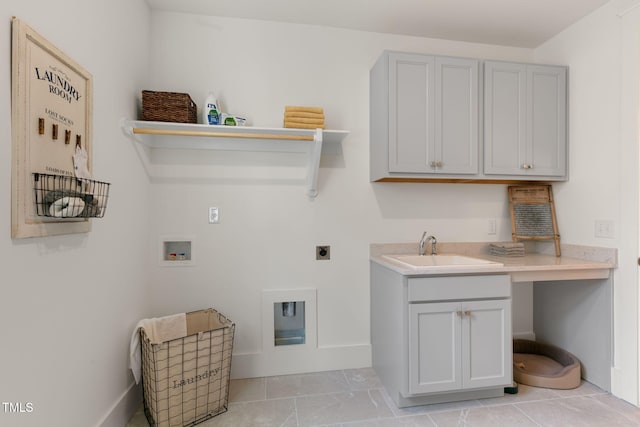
[370, 263, 512, 407]
[408, 299, 512, 395]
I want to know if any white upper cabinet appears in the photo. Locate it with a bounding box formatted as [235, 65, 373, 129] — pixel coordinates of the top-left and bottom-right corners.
[371, 51, 479, 180]
[484, 61, 567, 178]
[435, 57, 479, 174]
[388, 53, 436, 174]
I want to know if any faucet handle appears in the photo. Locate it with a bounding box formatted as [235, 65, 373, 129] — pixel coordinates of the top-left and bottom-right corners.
[418, 231, 429, 255]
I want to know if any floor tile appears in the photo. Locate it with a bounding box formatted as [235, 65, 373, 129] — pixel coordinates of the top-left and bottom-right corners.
[547, 380, 607, 398]
[379, 385, 483, 418]
[429, 405, 538, 427]
[343, 367, 383, 390]
[590, 393, 640, 424]
[479, 383, 560, 406]
[202, 398, 297, 427]
[126, 406, 147, 427]
[516, 395, 640, 426]
[128, 370, 639, 427]
[295, 389, 394, 426]
[338, 414, 437, 426]
[266, 370, 351, 399]
[229, 377, 266, 402]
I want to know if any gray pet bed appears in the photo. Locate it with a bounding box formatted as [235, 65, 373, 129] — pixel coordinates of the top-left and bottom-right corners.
[513, 339, 581, 389]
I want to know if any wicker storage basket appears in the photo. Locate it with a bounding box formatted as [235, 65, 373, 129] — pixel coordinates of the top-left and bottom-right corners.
[141, 308, 235, 427]
[142, 90, 198, 123]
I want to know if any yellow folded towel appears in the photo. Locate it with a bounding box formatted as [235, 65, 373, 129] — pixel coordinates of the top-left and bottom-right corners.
[284, 117, 325, 125]
[283, 121, 325, 130]
[285, 106, 324, 114]
[284, 111, 325, 120]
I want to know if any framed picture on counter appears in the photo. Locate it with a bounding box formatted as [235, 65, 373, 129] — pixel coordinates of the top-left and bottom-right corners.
[11, 17, 94, 239]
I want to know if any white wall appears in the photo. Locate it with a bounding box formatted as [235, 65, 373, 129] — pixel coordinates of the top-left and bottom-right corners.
[0, 1, 151, 426]
[146, 11, 537, 377]
[534, 0, 639, 404]
[3, 3, 636, 425]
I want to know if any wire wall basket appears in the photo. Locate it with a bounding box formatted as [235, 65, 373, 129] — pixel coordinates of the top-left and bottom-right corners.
[33, 173, 111, 219]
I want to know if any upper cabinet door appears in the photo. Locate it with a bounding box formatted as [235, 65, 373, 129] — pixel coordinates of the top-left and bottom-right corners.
[484, 61, 567, 178]
[435, 57, 479, 174]
[387, 53, 479, 174]
[388, 53, 436, 173]
[527, 65, 567, 177]
[484, 61, 527, 175]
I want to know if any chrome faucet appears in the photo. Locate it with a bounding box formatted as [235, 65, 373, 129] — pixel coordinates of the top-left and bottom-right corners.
[418, 232, 438, 255]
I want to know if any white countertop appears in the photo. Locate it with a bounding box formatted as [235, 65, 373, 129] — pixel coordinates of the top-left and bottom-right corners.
[370, 242, 617, 282]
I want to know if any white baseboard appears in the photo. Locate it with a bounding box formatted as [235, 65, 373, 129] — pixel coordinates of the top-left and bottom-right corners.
[230, 344, 372, 379]
[97, 381, 142, 427]
[513, 331, 536, 341]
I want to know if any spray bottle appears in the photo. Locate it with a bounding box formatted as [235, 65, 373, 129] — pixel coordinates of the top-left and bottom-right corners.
[202, 92, 220, 125]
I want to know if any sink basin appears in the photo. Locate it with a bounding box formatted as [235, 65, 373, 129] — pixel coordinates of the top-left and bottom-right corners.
[382, 254, 503, 269]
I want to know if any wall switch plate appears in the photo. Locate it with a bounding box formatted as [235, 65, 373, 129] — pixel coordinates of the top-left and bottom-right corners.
[316, 245, 330, 260]
[595, 220, 614, 238]
[208, 207, 219, 224]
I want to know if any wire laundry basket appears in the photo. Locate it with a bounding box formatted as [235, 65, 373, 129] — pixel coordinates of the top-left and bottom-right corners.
[32, 173, 111, 219]
[141, 308, 235, 427]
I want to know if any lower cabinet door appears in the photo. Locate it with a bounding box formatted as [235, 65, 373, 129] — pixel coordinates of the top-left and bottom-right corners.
[408, 301, 462, 394]
[462, 299, 512, 389]
[409, 298, 512, 395]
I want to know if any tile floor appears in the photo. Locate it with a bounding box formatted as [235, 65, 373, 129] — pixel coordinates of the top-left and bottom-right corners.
[127, 368, 640, 426]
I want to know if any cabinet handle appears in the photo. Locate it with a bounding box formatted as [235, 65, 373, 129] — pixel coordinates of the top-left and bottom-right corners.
[464, 310, 471, 317]
[436, 161, 443, 168]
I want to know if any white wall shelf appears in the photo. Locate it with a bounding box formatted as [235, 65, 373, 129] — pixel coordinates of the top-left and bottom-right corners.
[122, 119, 349, 198]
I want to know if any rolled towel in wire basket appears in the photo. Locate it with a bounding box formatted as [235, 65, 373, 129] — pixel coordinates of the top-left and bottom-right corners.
[48, 196, 85, 218]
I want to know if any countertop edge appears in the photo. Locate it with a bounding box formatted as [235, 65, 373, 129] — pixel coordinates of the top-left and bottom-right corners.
[370, 242, 617, 279]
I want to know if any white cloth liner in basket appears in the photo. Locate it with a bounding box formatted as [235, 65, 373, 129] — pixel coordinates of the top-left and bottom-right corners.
[129, 313, 187, 384]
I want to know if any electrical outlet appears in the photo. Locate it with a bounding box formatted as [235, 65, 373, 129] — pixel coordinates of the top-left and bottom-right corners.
[488, 219, 497, 235]
[316, 245, 330, 260]
[208, 207, 219, 224]
[594, 220, 614, 238]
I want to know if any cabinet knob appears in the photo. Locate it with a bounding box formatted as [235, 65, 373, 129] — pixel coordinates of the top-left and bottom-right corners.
[521, 163, 533, 169]
[436, 161, 444, 168]
[464, 310, 471, 317]
[430, 161, 436, 168]
[456, 311, 463, 317]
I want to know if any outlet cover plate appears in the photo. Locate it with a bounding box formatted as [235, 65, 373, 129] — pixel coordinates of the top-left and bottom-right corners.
[316, 245, 330, 260]
[595, 220, 614, 238]
[208, 207, 219, 224]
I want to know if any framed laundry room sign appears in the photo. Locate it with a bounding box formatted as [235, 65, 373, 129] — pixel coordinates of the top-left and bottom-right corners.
[11, 17, 94, 238]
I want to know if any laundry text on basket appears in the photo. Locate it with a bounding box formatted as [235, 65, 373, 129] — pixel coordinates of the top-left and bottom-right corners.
[173, 367, 221, 389]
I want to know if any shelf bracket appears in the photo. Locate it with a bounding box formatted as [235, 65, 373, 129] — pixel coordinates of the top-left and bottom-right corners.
[120, 118, 141, 142]
[306, 129, 323, 199]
